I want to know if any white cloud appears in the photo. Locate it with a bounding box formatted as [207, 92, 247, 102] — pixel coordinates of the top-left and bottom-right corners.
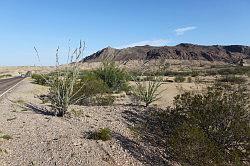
[175, 26, 197, 36]
[116, 39, 170, 49]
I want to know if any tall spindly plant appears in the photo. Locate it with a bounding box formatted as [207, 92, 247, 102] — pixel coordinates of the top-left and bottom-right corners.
[34, 41, 86, 116]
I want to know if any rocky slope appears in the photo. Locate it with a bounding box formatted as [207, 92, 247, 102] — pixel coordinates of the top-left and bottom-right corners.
[81, 43, 250, 64]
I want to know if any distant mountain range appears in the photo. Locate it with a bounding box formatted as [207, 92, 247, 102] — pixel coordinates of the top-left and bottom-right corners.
[81, 43, 250, 64]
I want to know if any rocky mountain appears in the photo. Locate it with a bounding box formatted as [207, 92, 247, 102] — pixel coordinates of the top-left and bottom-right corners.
[81, 43, 250, 64]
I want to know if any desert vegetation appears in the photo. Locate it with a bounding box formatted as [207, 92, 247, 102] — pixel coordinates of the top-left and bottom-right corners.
[28, 55, 250, 164]
[87, 128, 112, 141]
[0, 74, 12, 79]
[127, 83, 249, 165]
[131, 76, 163, 107]
[1, 1, 250, 165]
[2, 41, 249, 165]
[31, 48, 130, 116]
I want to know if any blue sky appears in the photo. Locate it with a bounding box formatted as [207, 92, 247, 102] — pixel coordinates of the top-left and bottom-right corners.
[0, 0, 249, 66]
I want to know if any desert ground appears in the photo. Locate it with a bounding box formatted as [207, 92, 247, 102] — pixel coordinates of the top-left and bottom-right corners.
[0, 61, 249, 166]
[0, 75, 211, 166]
[0, 66, 54, 78]
[0, 1, 249, 165]
[0, 79, 143, 165]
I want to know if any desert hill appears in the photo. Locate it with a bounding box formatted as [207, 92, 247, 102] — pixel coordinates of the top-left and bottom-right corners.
[81, 43, 250, 64]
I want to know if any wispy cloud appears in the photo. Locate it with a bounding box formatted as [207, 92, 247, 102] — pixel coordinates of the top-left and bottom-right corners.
[116, 39, 170, 49]
[175, 26, 197, 36]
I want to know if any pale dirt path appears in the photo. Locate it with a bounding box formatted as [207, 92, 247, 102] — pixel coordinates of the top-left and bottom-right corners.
[0, 79, 143, 166]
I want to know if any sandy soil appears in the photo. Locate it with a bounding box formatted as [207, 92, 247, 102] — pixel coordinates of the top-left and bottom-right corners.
[0, 77, 217, 166]
[0, 66, 54, 77]
[0, 79, 145, 166]
[116, 78, 210, 108]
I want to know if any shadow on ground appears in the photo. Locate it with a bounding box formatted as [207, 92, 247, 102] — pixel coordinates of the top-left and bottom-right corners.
[25, 103, 55, 116]
[112, 106, 176, 166]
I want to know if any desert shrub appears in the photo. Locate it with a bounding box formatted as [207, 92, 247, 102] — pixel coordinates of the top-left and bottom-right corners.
[0, 74, 12, 79]
[93, 95, 115, 106]
[204, 69, 218, 76]
[204, 66, 250, 76]
[174, 76, 185, 82]
[48, 71, 76, 116]
[0, 132, 12, 140]
[72, 72, 110, 104]
[70, 108, 82, 117]
[164, 70, 190, 77]
[95, 61, 129, 92]
[130, 69, 202, 77]
[77, 94, 115, 106]
[169, 85, 249, 165]
[88, 128, 112, 141]
[68, 72, 115, 106]
[31, 74, 49, 85]
[219, 68, 244, 75]
[134, 84, 249, 165]
[44, 42, 86, 116]
[218, 75, 247, 84]
[132, 77, 163, 107]
[133, 76, 164, 82]
[187, 77, 192, 83]
[191, 71, 199, 77]
[142, 76, 155, 81]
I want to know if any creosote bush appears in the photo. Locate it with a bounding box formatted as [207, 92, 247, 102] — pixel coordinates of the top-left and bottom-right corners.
[72, 72, 112, 105]
[217, 75, 247, 84]
[135, 84, 249, 165]
[95, 61, 129, 92]
[31, 74, 49, 85]
[170, 85, 249, 165]
[0, 132, 12, 140]
[88, 128, 112, 141]
[174, 76, 185, 83]
[93, 95, 115, 106]
[0, 74, 12, 79]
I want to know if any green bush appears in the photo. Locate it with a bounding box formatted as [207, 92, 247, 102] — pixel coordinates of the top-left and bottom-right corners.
[191, 71, 199, 77]
[69, 72, 116, 106]
[134, 84, 249, 165]
[88, 128, 112, 141]
[0, 74, 12, 79]
[217, 75, 247, 84]
[72, 72, 110, 103]
[95, 62, 129, 92]
[130, 66, 250, 78]
[164, 70, 190, 77]
[31, 74, 49, 85]
[170, 85, 249, 165]
[0, 132, 12, 140]
[94, 95, 115, 106]
[204, 66, 250, 76]
[187, 77, 192, 83]
[174, 76, 185, 82]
